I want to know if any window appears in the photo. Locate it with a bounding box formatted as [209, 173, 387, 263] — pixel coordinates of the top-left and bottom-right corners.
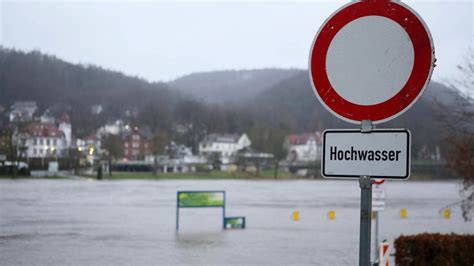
[39, 149, 43, 154]
[125, 143, 129, 148]
[46, 139, 50, 145]
[53, 139, 57, 145]
[39, 138, 44, 145]
[33, 148, 37, 155]
[132, 143, 139, 148]
[33, 138, 37, 145]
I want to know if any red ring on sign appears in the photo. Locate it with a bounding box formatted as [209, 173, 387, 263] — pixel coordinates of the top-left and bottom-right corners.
[309, 1, 434, 124]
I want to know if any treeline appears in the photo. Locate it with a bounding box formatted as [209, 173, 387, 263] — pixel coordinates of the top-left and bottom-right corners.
[0, 48, 288, 156]
[0, 47, 466, 159]
[246, 71, 466, 160]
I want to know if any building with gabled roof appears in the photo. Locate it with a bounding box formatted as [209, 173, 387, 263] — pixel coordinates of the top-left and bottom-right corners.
[122, 127, 153, 161]
[199, 133, 251, 159]
[284, 132, 322, 162]
[17, 122, 66, 158]
[9, 101, 38, 122]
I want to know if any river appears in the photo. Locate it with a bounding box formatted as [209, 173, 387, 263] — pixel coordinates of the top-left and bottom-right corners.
[0, 179, 472, 265]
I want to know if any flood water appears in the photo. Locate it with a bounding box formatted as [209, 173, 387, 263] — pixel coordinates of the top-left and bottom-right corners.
[0, 179, 472, 265]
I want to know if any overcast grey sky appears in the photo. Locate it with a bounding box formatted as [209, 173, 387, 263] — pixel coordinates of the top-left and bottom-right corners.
[0, 0, 472, 83]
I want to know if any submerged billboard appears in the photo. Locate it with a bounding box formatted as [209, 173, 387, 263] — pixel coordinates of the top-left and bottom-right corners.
[178, 191, 225, 207]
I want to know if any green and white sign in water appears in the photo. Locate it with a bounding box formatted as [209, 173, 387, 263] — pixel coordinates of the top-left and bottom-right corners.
[225, 217, 245, 229]
[178, 192, 224, 207]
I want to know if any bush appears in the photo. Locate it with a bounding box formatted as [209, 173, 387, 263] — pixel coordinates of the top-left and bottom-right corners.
[394, 233, 474, 266]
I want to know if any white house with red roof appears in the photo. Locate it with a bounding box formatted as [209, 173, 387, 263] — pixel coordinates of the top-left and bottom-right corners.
[284, 132, 322, 162]
[19, 122, 67, 158]
[14, 112, 72, 159]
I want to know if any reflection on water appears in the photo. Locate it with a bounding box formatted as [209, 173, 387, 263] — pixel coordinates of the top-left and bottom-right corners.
[175, 231, 227, 247]
[0, 179, 472, 265]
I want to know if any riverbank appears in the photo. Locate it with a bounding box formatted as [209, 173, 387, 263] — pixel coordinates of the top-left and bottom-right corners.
[0, 170, 460, 181]
[75, 168, 463, 181]
[0, 175, 66, 179]
[77, 170, 294, 180]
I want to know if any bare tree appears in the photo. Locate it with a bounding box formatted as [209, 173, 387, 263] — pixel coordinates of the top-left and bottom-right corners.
[436, 50, 474, 221]
[102, 134, 123, 176]
[151, 131, 171, 175]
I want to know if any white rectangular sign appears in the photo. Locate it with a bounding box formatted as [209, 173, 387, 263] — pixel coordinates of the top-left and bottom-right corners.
[372, 187, 386, 211]
[322, 129, 410, 179]
[372, 187, 385, 199]
[372, 201, 385, 212]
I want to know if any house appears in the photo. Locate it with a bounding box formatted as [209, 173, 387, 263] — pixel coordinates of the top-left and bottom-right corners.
[145, 142, 207, 174]
[199, 133, 251, 165]
[173, 123, 192, 135]
[97, 120, 124, 138]
[39, 109, 55, 123]
[165, 141, 193, 159]
[73, 134, 102, 165]
[284, 132, 322, 162]
[91, 104, 103, 115]
[83, 134, 101, 154]
[18, 122, 66, 158]
[122, 127, 152, 161]
[417, 144, 442, 161]
[9, 101, 38, 122]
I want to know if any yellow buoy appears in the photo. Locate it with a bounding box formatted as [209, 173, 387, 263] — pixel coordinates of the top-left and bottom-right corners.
[292, 210, 300, 221]
[443, 208, 451, 219]
[328, 210, 336, 220]
[400, 208, 408, 219]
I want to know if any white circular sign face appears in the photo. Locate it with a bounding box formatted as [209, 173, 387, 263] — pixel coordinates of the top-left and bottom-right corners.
[326, 16, 415, 106]
[308, 1, 435, 124]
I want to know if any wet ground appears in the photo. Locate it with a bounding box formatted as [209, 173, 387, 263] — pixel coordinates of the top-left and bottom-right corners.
[0, 179, 472, 265]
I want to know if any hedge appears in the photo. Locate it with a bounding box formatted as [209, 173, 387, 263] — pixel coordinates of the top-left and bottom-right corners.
[394, 233, 474, 266]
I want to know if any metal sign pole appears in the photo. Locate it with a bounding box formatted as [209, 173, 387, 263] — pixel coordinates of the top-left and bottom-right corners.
[374, 211, 379, 265]
[359, 120, 373, 266]
[359, 175, 372, 266]
[223, 191, 226, 229]
[176, 192, 180, 231]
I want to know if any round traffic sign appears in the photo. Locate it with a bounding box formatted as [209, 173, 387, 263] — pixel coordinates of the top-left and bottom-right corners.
[309, 1, 435, 124]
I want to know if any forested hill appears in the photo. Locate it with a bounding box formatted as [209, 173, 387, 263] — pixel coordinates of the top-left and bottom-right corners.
[0, 47, 467, 159]
[0, 48, 190, 136]
[169, 69, 300, 104]
[0, 48, 257, 140]
[0, 47, 178, 108]
[247, 70, 464, 156]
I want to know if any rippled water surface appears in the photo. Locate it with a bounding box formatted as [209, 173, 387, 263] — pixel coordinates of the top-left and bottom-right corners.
[0, 179, 472, 265]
